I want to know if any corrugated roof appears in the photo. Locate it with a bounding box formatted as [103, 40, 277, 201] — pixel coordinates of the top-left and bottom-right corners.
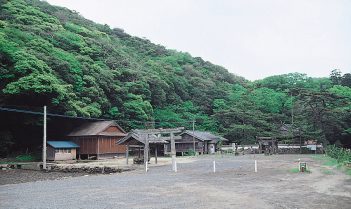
[47, 141, 79, 148]
[181, 131, 228, 142]
[67, 120, 126, 137]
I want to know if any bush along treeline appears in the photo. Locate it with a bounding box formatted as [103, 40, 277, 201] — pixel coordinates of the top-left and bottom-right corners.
[0, 0, 350, 155]
[325, 145, 351, 175]
[325, 145, 351, 165]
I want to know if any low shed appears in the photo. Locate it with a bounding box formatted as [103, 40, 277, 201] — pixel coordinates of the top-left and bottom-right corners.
[47, 141, 79, 161]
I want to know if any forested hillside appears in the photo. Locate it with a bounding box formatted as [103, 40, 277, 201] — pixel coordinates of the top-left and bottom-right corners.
[0, 0, 350, 155]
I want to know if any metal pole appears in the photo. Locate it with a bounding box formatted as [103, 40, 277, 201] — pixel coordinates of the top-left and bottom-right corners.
[42, 106, 47, 170]
[192, 120, 195, 155]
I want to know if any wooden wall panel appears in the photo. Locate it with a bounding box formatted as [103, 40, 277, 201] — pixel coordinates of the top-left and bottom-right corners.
[71, 136, 125, 155]
[71, 137, 98, 155]
[98, 136, 126, 154]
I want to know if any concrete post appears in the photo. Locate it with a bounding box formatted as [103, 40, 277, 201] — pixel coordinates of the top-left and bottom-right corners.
[144, 137, 149, 172]
[171, 133, 176, 172]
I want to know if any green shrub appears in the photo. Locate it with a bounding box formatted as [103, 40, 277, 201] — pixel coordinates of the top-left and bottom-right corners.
[325, 145, 351, 165]
[15, 154, 36, 162]
[184, 149, 196, 156]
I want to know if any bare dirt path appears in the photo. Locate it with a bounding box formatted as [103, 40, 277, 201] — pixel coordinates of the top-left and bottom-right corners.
[0, 154, 350, 209]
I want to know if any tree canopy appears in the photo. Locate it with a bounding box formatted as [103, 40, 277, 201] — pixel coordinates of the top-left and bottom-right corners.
[0, 0, 350, 151]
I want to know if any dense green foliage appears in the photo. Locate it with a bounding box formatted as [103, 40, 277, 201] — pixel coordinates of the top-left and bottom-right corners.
[0, 0, 350, 150]
[326, 145, 351, 164]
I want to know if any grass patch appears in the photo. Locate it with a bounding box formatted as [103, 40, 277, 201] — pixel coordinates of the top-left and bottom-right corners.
[289, 168, 300, 173]
[312, 153, 351, 176]
[289, 167, 311, 173]
[0, 154, 39, 164]
[323, 158, 338, 166]
[312, 155, 339, 167]
[346, 168, 351, 176]
[311, 154, 327, 160]
[321, 169, 334, 175]
[15, 154, 36, 162]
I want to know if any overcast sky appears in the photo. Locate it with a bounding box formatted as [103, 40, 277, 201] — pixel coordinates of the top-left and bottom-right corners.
[46, 0, 351, 80]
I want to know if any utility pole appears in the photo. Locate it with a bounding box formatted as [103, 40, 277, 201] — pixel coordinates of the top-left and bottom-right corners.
[171, 132, 176, 172]
[291, 92, 294, 145]
[291, 95, 294, 125]
[192, 120, 195, 155]
[42, 106, 47, 170]
[144, 135, 149, 172]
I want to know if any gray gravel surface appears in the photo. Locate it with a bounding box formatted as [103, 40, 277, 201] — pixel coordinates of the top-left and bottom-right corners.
[1, 155, 350, 209]
[0, 169, 87, 185]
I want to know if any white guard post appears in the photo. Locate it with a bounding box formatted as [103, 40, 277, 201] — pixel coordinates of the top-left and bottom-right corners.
[213, 160, 216, 173]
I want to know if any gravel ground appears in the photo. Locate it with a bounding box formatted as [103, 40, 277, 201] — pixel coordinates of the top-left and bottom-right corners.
[0, 169, 87, 185]
[0, 154, 350, 209]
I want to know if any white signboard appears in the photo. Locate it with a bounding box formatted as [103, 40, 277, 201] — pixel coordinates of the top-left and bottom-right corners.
[307, 145, 317, 151]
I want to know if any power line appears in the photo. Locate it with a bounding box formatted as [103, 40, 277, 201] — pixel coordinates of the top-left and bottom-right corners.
[0, 106, 196, 124]
[0, 106, 108, 121]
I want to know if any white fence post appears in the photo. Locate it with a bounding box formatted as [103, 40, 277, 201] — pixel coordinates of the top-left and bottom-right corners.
[213, 160, 216, 173]
[174, 160, 177, 172]
[254, 160, 257, 173]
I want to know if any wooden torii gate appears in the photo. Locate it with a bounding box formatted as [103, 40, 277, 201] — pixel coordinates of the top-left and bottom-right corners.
[139, 128, 183, 172]
[120, 128, 183, 172]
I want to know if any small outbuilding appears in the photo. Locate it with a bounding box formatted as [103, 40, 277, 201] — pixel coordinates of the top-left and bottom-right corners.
[117, 130, 170, 164]
[47, 141, 79, 161]
[169, 130, 228, 155]
[68, 120, 127, 159]
[257, 137, 278, 154]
